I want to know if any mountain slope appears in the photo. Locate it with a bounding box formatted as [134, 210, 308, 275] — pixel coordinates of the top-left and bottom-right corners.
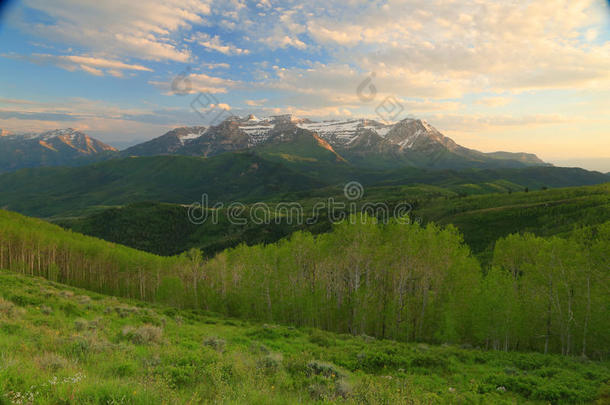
[0, 128, 117, 172]
[178, 119, 250, 157]
[111, 115, 549, 170]
[329, 119, 549, 169]
[122, 126, 206, 156]
[0, 153, 325, 217]
[0, 147, 606, 219]
[253, 123, 347, 170]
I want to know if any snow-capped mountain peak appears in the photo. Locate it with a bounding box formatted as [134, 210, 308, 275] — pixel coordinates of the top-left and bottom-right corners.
[122, 114, 548, 169]
[0, 128, 117, 172]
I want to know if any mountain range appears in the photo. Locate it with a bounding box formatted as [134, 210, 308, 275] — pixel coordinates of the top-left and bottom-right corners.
[0, 128, 116, 172]
[3, 115, 607, 220]
[1, 115, 550, 172]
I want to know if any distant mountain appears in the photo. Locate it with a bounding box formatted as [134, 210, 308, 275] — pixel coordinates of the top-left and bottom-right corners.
[0, 128, 117, 172]
[300, 118, 549, 169]
[179, 120, 250, 157]
[1, 115, 550, 172]
[122, 126, 207, 157]
[119, 115, 549, 170]
[484, 151, 546, 166]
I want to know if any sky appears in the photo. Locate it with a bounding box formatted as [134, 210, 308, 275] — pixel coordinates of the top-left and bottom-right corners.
[0, 0, 609, 170]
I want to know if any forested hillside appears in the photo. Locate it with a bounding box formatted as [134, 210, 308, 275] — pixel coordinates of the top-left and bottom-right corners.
[0, 151, 607, 218]
[57, 183, 610, 260]
[1, 209, 608, 359]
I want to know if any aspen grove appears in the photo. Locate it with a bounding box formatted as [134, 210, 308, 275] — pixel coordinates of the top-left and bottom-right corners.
[0, 209, 607, 358]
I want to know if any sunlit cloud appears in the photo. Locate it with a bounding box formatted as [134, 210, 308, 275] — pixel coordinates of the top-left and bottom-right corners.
[1, 0, 609, 161]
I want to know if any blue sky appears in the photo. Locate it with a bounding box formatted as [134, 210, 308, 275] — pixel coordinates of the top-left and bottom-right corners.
[0, 0, 609, 170]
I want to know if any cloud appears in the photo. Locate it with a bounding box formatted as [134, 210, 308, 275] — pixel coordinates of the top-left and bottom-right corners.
[261, 34, 307, 50]
[428, 113, 572, 132]
[212, 103, 231, 110]
[201, 62, 231, 69]
[0, 110, 80, 121]
[150, 72, 239, 95]
[0, 97, 207, 142]
[0, 98, 39, 105]
[18, 0, 212, 62]
[222, 0, 610, 100]
[2, 53, 153, 77]
[475, 97, 512, 107]
[190, 32, 250, 55]
[245, 99, 268, 106]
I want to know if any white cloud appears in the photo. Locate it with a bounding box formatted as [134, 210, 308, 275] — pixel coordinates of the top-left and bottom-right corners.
[225, 0, 610, 101]
[150, 72, 239, 95]
[190, 32, 250, 55]
[2, 53, 153, 77]
[245, 99, 268, 106]
[0, 96, 205, 142]
[19, 0, 212, 62]
[201, 62, 231, 69]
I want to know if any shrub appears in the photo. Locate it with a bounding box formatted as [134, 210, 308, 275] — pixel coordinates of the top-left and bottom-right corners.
[307, 361, 344, 380]
[74, 318, 88, 331]
[121, 325, 163, 345]
[309, 330, 334, 347]
[203, 336, 226, 352]
[115, 306, 139, 318]
[40, 304, 53, 315]
[36, 352, 69, 372]
[59, 290, 74, 298]
[335, 379, 353, 399]
[308, 382, 331, 401]
[65, 335, 92, 358]
[356, 350, 407, 372]
[257, 353, 282, 375]
[0, 298, 24, 318]
[76, 295, 91, 305]
[249, 343, 270, 355]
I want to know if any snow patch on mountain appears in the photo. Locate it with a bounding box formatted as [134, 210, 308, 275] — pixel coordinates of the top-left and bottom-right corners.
[178, 132, 203, 145]
[297, 119, 393, 145]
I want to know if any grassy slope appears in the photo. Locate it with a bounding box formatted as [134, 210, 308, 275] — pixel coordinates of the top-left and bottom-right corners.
[1, 270, 608, 404]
